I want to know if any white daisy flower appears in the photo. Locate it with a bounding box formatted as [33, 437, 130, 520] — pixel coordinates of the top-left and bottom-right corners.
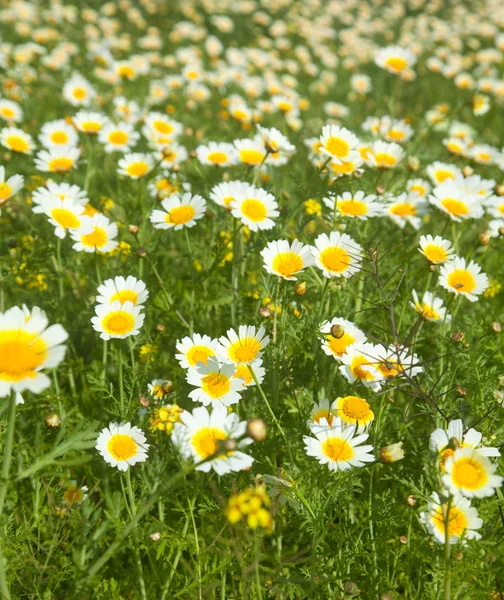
[303, 417, 375, 472]
[312, 232, 362, 279]
[95, 422, 149, 471]
[91, 300, 145, 341]
[426, 161, 461, 185]
[42, 197, 92, 239]
[98, 122, 140, 153]
[72, 111, 109, 135]
[324, 190, 381, 220]
[484, 195, 504, 219]
[339, 343, 384, 392]
[34, 147, 81, 173]
[261, 239, 314, 281]
[256, 125, 295, 154]
[156, 144, 189, 169]
[196, 142, 238, 167]
[210, 180, 248, 210]
[0, 99, 23, 123]
[438, 257, 489, 302]
[407, 178, 431, 197]
[333, 395, 375, 434]
[70, 213, 118, 254]
[443, 448, 503, 498]
[234, 137, 267, 166]
[420, 492, 482, 545]
[175, 333, 221, 369]
[186, 358, 243, 408]
[0, 166, 23, 208]
[117, 152, 155, 179]
[386, 192, 426, 230]
[366, 140, 405, 169]
[0, 127, 35, 154]
[375, 46, 417, 74]
[31, 182, 88, 214]
[231, 184, 279, 231]
[150, 192, 206, 230]
[410, 291, 451, 324]
[430, 419, 501, 463]
[172, 404, 254, 475]
[39, 119, 79, 149]
[429, 181, 484, 222]
[232, 359, 266, 389]
[319, 124, 359, 164]
[96, 276, 148, 307]
[62, 75, 96, 107]
[418, 235, 454, 264]
[218, 325, 270, 365]
[319, 317, 367, 361]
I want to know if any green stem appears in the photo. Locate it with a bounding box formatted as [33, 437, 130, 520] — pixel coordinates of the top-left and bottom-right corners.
[188, 497, 202, 600]
[101, 340, 108, 384]
[126, 470, 147, 600]
[444, 498, 452, 600]
[118, 344, 124, 417]
[254, 534, 263, 600]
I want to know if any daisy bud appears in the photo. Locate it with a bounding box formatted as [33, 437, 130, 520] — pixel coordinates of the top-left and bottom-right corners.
[139, 395, 150, 407]
[376, 184, 385, 194]
[499, 226, 504, 237]
[247, 418, 267, 442]
[344, 582, 359, 595]
[456, 385, 467, 397]
[400, 536, 408, 544]
[294, 281, 307, 296]
[479, 232, 490, 246]
[129, 224, 139, 235]
[455, 552, 463, 561]
[496, 185, 504, 196]
[222, 438, 237, 453]
[379, 442, 405, 463]
[408, 156, 420, 171]
[491, 321, 502, 334]
[149, 532, 161, 541]
[259, 306, 272, 319]
[407, 495, 416, 506]
[462, 166, 473, 177]
[381, 594, 393, 600]
[156, 323, 165, 332]
[330, 324, 345, 339]
[429, 264, 437, 272]
[451, 330, 465, 343]
[136, 247, 147, 258]
[46, 413, 61, 428]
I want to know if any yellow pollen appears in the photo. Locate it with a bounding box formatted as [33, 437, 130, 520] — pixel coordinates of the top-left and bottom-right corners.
[432, 506, 468, 537]
[107, 434, 137, 460]
[1, 107, 15, 118]
[391, 203, 415, 217]
[241, 199, 267, 222]
[451, 457, 488, 490]
[201, 372, 231, 398]
[351, 355, 374, 381]
[338, 396, 373, 423]
[234, 365, 253, 385]
[102, 311, 135, 335]
[50, 131, 69, 144]
[423, 245, 448, 263]
[153, 121, 173, 134]
[239, 149, 265, 165]
[186, 345, 215, 366]
[229, 337, 261, 364]
[81, 121, 102, 133]
[375, 153, 397, 167]
[319, 247, 351, 273]
[166, 204, 196, 225]
[384, 56, 408, 71]
[326, 332, 355, 356]
[207, 151, 228, 164]
[82, 226, 107, 248]
[126, 162, 149, 177]
[338, 199, 367, 217]
[272, 251, 303, 278]
[435, 170, 454, 183]
[110, 290, 138, 305]
[417, 303, 440, 320]
[0, 330, 47, 382]
[48, 157, 74, 173]
[447, 270, 476, 293]
[6, 135, 29, 153]
[192, 427, 227, 459]
[325, 136, 350, 158]
[0, 183, 13, 201]
[109, 131, 128, 145]
[73, 87, 87, 100]
[118, 65, 135, 79]
[51, 208, 80, 229]
[441, 198, 469, 217]
[322, 437, 354, 462]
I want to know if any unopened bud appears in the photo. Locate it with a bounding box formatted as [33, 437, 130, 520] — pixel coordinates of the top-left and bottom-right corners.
[407, 494, 417, 506]
[149, 532, 161, 541]
[330, 324, 345, 339]
[247, 418, 267, 442]
[429, 264, 437, 272]
[496, 185, 504, 196]
[491, 321, 502, 333]
[129, 224, 139, 235]
[451, 330, 465, 343]
[139, 395, 150, 407]
[379, 442, 405, 463]
[456, 385, 467, 397]
[400, 535, 408, 544]
[462, 166, 473, 177]
[222, 438, 237, 452]
[189, 150, 197, 159]
[376, 184, 385, 194]
[343, 582, 359, 595]
[294, 281, 306, 296]
[259, 306, 272, 319]
[408, 156, 420, 171]
[46, 413, 61, 428]
[156, 323, 165, 332]
[136, 247, 147, 257]
[478, 232, 490, 246]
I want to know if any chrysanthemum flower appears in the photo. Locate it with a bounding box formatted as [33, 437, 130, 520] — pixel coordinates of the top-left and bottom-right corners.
[334, 395, 374, 433]
[418, 235, 454, 264]
[319, 317, 367, 361]
[309, 399, 338, 428]
[148, 380, 174, 400]
[117, 152, 154, 179]
[485, 195, 504, 219]
[34, 147, 81, 173]
[156, 144, 189, 169]
[62, 75, 96, 107]
[367, 140, 405, 169]
[0, 99, 23, 123]
[339, 343, 384, 391]
[442, 448, 503, 498]
[470, 144, 499, 165]
[113, 96, 141, 125]
[231, 184, 279, 231]
[218, 325, 270, 365]
[312, 232, 362, 279]
[379, 118, 413, 143]
[72, 111, 108, 135]
[410, 291, 451, 323]
[175, 333, 221, 370]
[439, 257, 489, 302]
[91, 300, 144, 341]
[0, 166, 23, 208]
[96, 276, 148, 307]
[328, 152, 364, 178]
[70, 213, 118, 254]
[261, 239, 314, 281]
[407, 178, 431, 197]
[31, 182, 88, 214]
[233, 359, 265, 388]
[257, 125, 295, 154]
[443, 137, 469, 157]
[420, 492, 482, 545]
[172, 404, 254, 475]
[187, 358, 243, 407]
[196, 142, 237, 167]
[0, 305, 68, 397]
[39, 119, 79, 149]
[426, 161, 461, 184]
[150, 192, 206, 230]
[372, 344, 423, 380]
[98, 122, 139, 153]
[63, 481, 88, 505]
[319, 125, 359, 164]
[375, 46, 417, 74]
[386, 192, 426, 230]
[233, 137, 266, 166]
[325, 190, 381, 220]
[95, 422, 149, 471]
[0, 127, 35, 154]
[142, 112, 182, 144]
[350, 74, 372, 94]
[304, 417, 375, 472]
[210, 180, 247, 210]
[429, 181, 484, 222]
[41, 197, 92, 239]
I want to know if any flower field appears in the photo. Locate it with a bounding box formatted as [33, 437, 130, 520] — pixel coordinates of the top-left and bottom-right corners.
[1, 0, 504, 598]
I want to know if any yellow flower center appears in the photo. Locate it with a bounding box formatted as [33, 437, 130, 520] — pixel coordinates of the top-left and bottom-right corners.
[186, 345, 215, 366]
[319, 247, 351, 273]
[73, 87, 87, 100]
[435, 170, 454, 183]
[477, 152, 491, 162]
[0, 330, 47, 382]
[107, 433, 137, 460]
[166, 204, 196, 225]
[0, 183, 13, 201]
[207, 151, 228, 164]
[338, 199, 367, 217]
[102, 311, 135, 335]
[423, 245, 447, 263]
[440, 448, 455, 472]
[201, 372, 231, 398]
[239, 149, 265, 165]
[447, 270, 476, 293]
[51, 208, 80, 229]
[375, 153, 397, 167]
[117, 65, 135, 79]
[229, 337, 262, 364]
[81, 121, 102, 133]
[339, 396, 373, 422]
[325, 136, 349, 158]
[326, 332, 355, 356]
[387, 129, 405, 141]
[82, 226, 108, 248]
[417, 303, 440, 320]
[1, 107, 15, 118]
[432, 506, 468, 537]
[109, 131, 128, 145]
[313, 408, 334, 426]
[192, 427, 227, 459]
[350, 355, 374, 381]
[234, 365, 253, 385]
[153, 120, 173, 134]
[331, 161, 355, 174]
[241, 199, 267, 222]
[391, 203, 415, 217]
[126, 162, 149, 177]
[48, 157, 74, 173]
[322, 437, 354, 462]
[410, 184, 426, 195]
[384, 56, 407, 71]
[376, 360, 403, 378]
[50, 131, 69, 144]
[441, 198, 469, 217]
[63, 485, 84, 505]
[6, 135, 29, 153]
[451, 456, 488, 490]
[272, 251, 303, 278]
[110, 290, 138, 305]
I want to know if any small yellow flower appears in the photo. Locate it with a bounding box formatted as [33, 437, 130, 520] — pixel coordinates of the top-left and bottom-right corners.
[304, 198, 322, 216]
[483, 280, 501, 298]
[225, 485, 273, 530]
[139, 343, 158, 363]
[149, 404, 183, 435]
